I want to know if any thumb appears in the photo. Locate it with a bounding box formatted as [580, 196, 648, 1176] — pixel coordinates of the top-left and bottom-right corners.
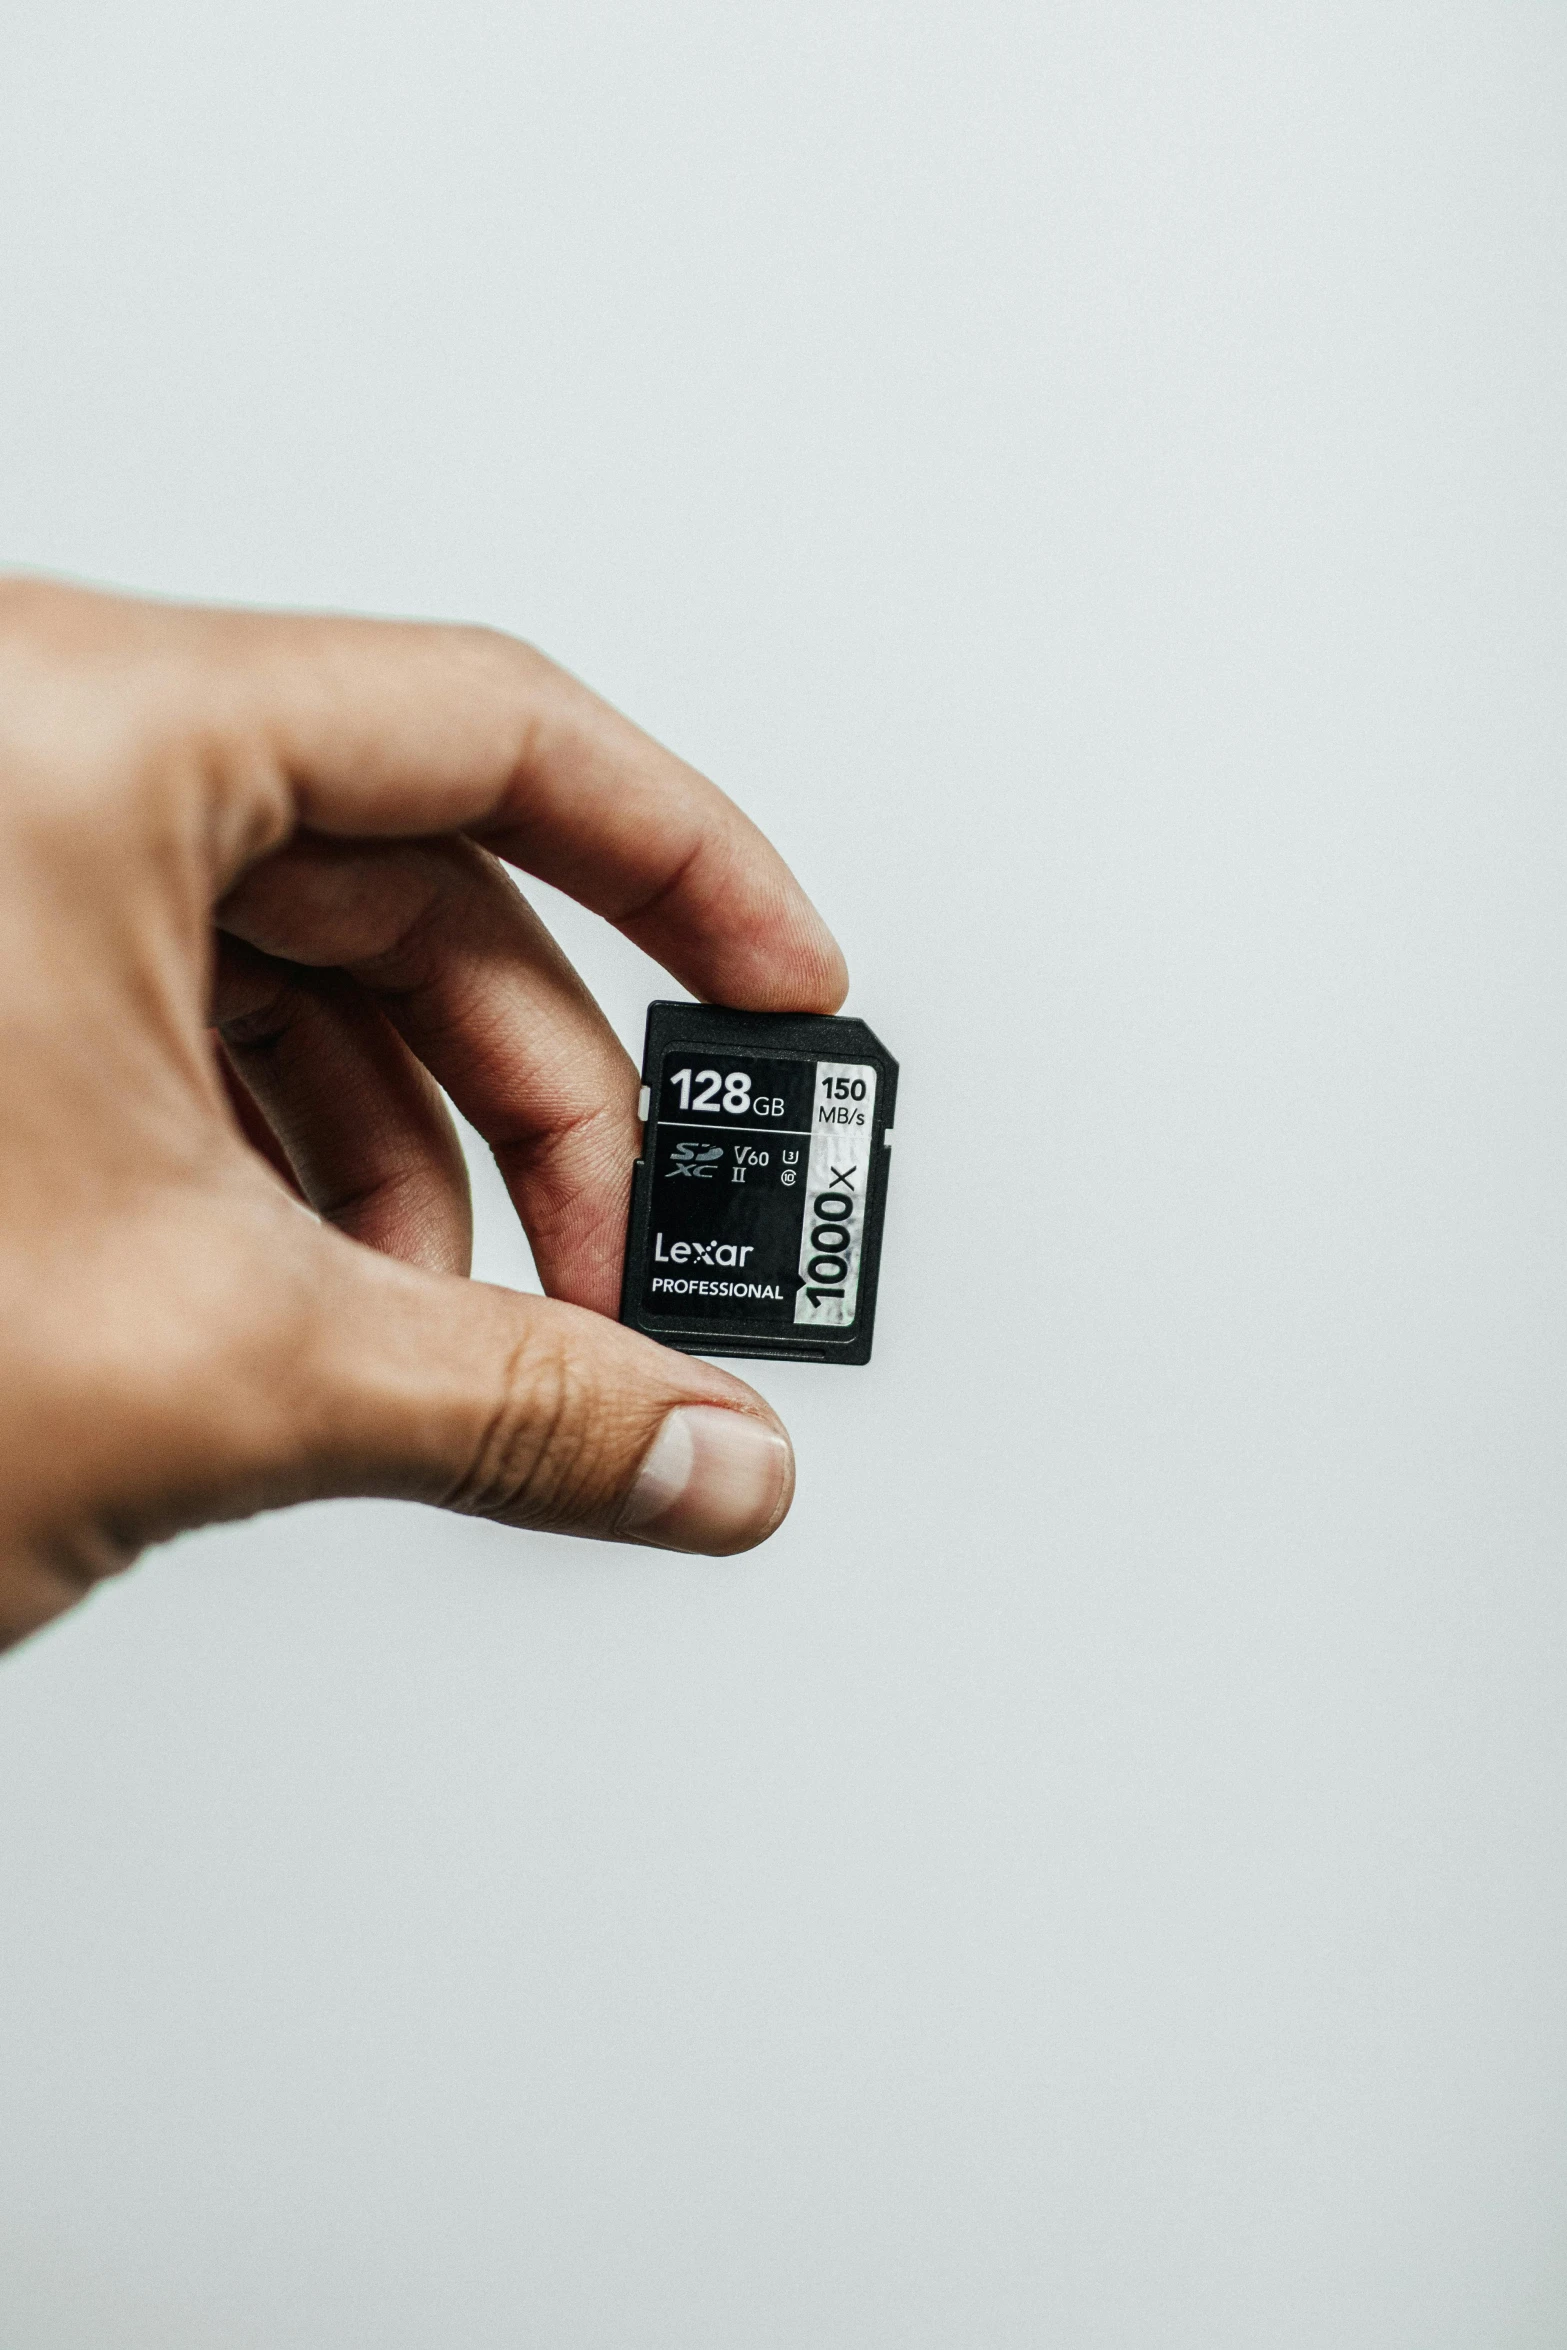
[291, 1226, 796, 1554]
[0, 1195, 796, 1650]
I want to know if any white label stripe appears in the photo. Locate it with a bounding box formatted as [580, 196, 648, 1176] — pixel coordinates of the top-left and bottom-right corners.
[794, 1061, 876, 1330]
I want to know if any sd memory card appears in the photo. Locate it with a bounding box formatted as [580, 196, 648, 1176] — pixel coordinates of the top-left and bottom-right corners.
[619, 1002, 898, 1365]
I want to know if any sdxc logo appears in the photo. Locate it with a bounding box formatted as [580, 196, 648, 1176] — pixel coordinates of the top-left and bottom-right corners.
[667, 1139, 723, 1179]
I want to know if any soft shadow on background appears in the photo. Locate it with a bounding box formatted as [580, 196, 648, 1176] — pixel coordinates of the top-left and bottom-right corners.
[3, 5, 1567, 2344]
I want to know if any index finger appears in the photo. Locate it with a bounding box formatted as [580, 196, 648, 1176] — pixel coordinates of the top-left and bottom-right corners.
[91, 590, 848, 1013]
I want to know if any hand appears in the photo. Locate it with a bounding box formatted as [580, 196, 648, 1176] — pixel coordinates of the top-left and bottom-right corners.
[0, 580, 847, 1647]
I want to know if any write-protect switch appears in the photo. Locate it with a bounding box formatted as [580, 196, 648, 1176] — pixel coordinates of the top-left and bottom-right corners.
[619, 1003, 898, 1365]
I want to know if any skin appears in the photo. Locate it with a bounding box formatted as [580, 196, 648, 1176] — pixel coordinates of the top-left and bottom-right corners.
[0, 578, 848, 1650]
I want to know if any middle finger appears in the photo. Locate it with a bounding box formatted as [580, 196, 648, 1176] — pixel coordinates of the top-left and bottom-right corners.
[218, 833, 640, 1315]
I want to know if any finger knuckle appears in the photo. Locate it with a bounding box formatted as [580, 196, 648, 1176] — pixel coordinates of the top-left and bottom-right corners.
[442, 1319, 611, 1529]
[0, 583, 189, 845]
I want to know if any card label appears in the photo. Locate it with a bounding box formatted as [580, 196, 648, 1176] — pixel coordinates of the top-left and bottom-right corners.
[636, 1049, 875, 1332]
[794, 1061, 877, 1329]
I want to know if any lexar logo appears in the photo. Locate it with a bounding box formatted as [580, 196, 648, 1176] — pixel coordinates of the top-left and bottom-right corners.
[653, 1235, 756, 1267]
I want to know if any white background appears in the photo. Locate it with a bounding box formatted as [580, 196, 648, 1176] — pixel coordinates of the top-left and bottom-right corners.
[2, 5, 1566, 2342]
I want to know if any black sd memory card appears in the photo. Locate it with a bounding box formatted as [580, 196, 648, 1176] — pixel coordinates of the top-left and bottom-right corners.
[619, 1002, 898, 1365]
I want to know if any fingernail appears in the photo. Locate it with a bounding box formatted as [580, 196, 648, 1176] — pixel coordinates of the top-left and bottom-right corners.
[621, 1406, 794, 1555]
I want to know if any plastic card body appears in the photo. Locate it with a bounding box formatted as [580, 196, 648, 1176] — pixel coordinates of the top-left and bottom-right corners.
[619, 1003, 898, 1365]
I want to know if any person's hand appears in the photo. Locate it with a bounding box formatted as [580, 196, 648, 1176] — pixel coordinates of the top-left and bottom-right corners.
[0, 579, 847, 1647]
